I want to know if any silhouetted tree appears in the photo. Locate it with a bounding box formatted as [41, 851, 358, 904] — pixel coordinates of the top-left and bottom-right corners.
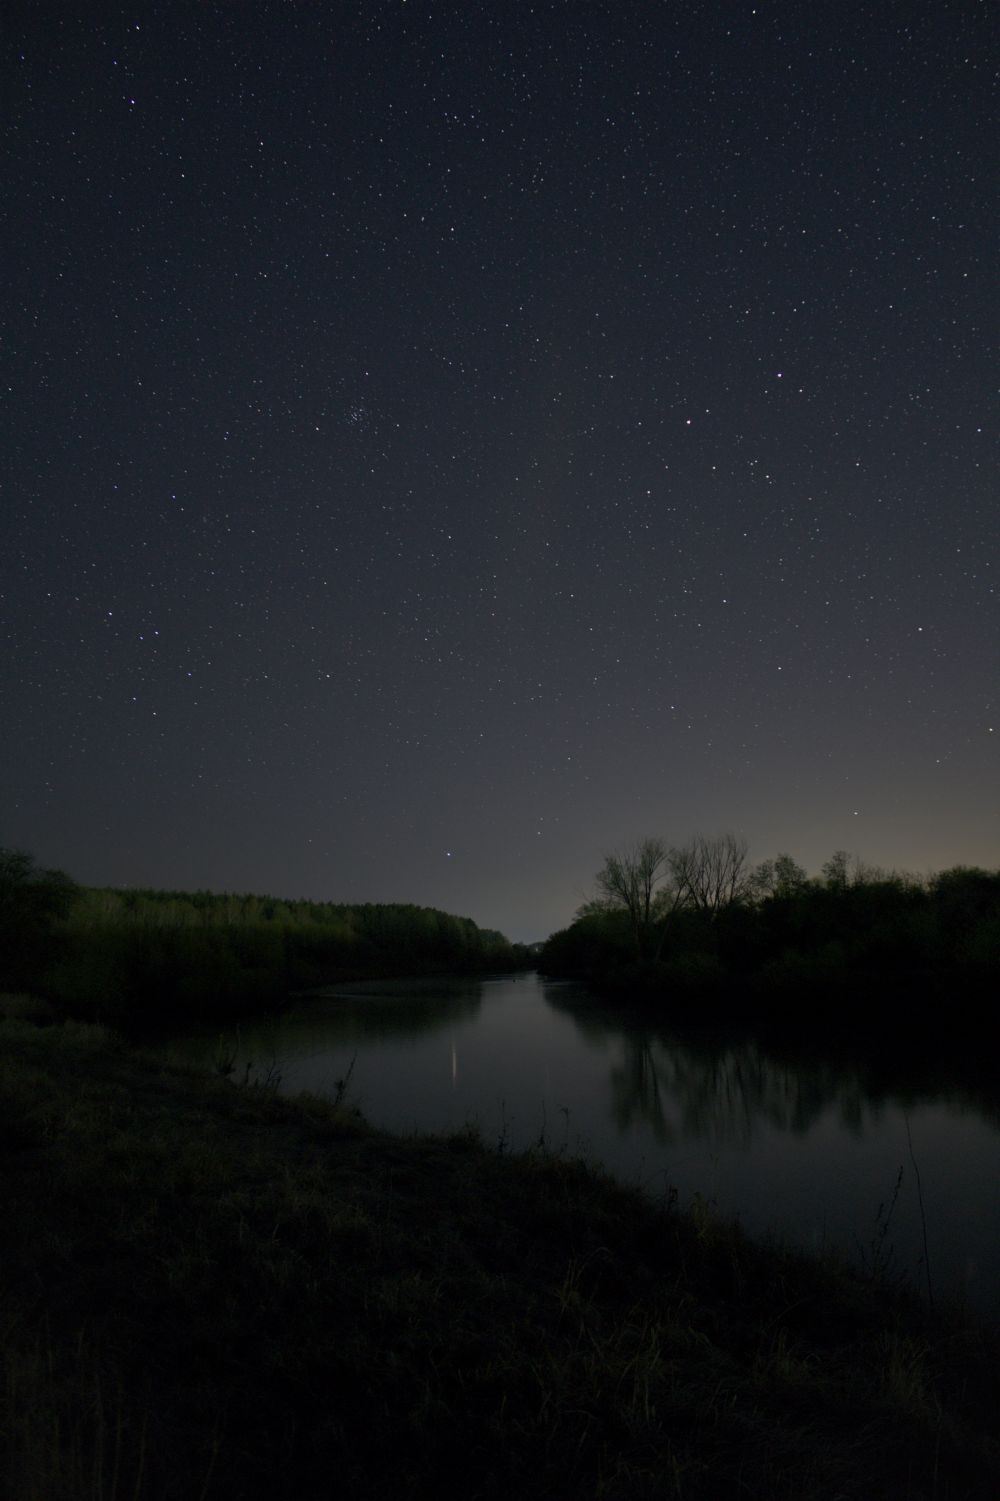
[594, 838, 683, 960]
[670, 834, 753, 917]
[751, 852, 809, 901]
[0, 846, 78, 988]
[821, 850, 852, 891]
[820, 850, 891, 891]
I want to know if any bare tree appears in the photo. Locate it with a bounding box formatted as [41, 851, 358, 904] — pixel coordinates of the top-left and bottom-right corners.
[594, 837, 680, 959]
[596, 837, 666, 933]
[591, 832, 754, 956]
[669, 834, 753, 917]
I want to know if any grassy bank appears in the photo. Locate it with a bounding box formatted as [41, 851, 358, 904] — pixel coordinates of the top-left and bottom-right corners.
[2, 1007, 999, 1500]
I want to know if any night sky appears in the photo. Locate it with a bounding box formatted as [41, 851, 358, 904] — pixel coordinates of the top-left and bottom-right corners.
[3, 2, 997, 941]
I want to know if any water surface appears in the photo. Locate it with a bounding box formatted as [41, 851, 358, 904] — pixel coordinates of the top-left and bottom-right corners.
[157, 971, 1000, 1318]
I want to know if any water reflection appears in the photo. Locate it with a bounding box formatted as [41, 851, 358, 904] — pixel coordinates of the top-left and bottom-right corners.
[545, 980, 1000, 1144]
[608, 1037, 833, 1144]
[301, 975, 487, 1039]
[155, 971, 1000, 1317]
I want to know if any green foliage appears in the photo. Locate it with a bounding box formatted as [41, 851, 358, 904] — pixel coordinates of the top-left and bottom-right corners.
[541, 911, 634, 980]
[6, 847, 526, 1033]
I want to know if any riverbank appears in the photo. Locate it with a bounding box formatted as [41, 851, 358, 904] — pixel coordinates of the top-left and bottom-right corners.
[2, 1010, 998, 1500]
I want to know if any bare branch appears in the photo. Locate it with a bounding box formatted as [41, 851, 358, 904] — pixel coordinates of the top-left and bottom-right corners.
[669, 834, 752, 917]
[593, 837, 672, 958]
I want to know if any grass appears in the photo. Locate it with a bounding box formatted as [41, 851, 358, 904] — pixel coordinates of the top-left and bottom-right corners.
[2, 1007, 999, 1499]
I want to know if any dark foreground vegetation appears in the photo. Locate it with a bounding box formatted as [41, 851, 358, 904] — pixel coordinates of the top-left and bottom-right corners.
[0, 846, 529, 1035]
[2, 1008, 999, 1501]
[541, 839, 1000, 1038]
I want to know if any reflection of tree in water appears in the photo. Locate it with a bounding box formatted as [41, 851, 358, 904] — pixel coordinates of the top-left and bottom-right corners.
[543, 981, 832, 1144]
[608, 1035, 854, 1146]
[543, 980, 1000, 1146]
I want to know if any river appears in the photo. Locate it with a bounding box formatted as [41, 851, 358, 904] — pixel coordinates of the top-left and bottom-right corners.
[155, 970, 1000, 1320]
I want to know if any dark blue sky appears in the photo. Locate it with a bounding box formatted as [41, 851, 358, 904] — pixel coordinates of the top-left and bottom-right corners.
[3, 1, 996, 940]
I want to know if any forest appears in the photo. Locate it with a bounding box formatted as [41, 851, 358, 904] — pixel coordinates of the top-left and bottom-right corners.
[0, 846, 528, 1034]
[540, 836, 1000, 1032]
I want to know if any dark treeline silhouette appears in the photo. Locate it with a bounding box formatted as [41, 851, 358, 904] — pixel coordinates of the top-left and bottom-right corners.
[0, 846, 528, 1033]
[0, 846, 79, 990]
[541, 837, 1000, 1036]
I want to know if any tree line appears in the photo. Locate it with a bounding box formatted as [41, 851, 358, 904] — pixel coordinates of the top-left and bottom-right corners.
[541, 835, 1000, 1027]
[0, 846, 529, 1033]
